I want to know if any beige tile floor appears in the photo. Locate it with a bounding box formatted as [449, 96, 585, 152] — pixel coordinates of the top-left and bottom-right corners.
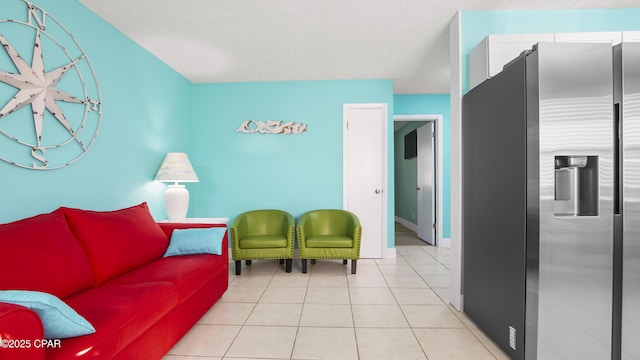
[163, 244, 509, 360]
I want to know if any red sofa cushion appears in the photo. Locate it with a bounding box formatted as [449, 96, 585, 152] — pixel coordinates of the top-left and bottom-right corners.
[0, 211, 94, 299]
[105, 224, 228, 302]
[104, 253, 228, 303]
[48, 282, 178, 360]
[59, 203, 169, 285]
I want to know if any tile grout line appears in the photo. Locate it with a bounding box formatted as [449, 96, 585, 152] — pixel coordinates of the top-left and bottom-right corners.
[345, 269, 361, 360]
[406, 249, 502, 360]
[289, 270, 313, 360]
[221, 263, 276, 359]
[380, 254, 432, 360]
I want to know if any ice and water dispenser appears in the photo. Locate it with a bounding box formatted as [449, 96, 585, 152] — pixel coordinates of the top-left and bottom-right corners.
[554, 155, 599, 216]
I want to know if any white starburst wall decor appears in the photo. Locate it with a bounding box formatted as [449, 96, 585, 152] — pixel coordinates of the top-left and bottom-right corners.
[236, 120, 307, 135]
[0, 0, 102, 170]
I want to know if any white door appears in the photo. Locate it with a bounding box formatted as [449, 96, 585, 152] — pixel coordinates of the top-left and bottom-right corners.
[417, 123, 436, 244]
[343, 104, 387, 259]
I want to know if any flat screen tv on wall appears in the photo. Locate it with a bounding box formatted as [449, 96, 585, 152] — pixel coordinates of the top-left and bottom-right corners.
[404, 129, 417, 159]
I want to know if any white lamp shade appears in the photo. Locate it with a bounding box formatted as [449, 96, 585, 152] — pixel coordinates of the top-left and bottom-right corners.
[154, 152, 199, 183]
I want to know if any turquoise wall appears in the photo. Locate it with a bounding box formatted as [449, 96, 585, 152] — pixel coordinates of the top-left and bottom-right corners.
[461, 8, 640, 93]
[190, 80, 396, 248]
[0, 0, 191, 223]
[394, 94, 450, 238]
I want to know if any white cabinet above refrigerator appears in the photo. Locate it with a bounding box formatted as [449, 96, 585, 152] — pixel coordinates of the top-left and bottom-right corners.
[468, 31, 640, 91]
[468, 33, 553, 90]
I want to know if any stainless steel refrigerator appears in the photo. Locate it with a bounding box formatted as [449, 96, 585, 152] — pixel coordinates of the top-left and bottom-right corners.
[463, 41, 639, 360]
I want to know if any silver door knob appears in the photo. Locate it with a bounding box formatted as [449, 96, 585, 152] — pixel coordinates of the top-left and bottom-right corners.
[375, 189, 382, 194]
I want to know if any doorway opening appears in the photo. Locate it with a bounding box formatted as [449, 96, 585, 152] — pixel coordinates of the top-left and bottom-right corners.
[393, 115, 443, 247]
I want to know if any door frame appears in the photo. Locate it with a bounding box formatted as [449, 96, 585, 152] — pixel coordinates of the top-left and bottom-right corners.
[343, 103, 389, 258]
[394, 114, 444, 247]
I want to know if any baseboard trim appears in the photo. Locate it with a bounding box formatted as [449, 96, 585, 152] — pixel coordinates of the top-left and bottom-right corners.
[394, 216, 418, 233]
[439, 237, 451, 248]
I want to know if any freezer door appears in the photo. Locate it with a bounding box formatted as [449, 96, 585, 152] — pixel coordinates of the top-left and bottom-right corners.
[620, 42, 640, 360]
[529, 42, 614, 360]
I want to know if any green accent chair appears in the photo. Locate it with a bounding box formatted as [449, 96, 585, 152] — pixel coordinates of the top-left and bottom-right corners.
[230, 210, 295, 275]
[297, 209, 362, 274]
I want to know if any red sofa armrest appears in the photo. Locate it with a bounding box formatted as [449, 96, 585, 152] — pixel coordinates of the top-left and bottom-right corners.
[158, 222, 229, 259]
[0, 302, 45, 360]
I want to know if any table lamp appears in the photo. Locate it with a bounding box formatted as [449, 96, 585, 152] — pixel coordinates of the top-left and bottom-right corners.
[154, 152, 199, 221]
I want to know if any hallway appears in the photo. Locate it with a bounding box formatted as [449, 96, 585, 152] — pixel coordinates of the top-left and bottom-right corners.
[395, 221, 430, 246]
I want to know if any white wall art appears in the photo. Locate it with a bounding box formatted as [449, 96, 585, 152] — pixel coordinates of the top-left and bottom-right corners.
[236, 120, 307, 135]
[0, 0, 102, 170]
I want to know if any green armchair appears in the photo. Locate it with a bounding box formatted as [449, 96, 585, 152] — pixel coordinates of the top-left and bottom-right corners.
[230, 210, 295, 275]
[296, 209, 362, 274]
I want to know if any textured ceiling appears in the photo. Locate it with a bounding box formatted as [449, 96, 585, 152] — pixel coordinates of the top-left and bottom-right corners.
[79, 0, 640, 94]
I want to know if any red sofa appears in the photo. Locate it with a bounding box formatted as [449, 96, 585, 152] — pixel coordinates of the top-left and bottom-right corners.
[0, 203, 228, 360]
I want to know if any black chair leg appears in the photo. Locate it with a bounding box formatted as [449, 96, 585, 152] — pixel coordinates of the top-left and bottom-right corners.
[235, 261, 241, 275]
[246, 260, 252, 265]
[279, 259, 285, 264]
[351, 260, 357, 274]
[311, 259, 316, 265]
[285, 259, 292, 273]
[343, 259, 348, 265]
[302, 259, 308, 273]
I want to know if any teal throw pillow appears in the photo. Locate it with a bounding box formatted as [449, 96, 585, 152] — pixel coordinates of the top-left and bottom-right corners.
[164, 227, 226, 257]
[0, 290, 95, 339]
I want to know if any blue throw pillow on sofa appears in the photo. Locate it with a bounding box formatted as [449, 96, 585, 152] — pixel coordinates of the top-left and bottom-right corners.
[164, 227, 226, 257]
[0, 290, 95, 339]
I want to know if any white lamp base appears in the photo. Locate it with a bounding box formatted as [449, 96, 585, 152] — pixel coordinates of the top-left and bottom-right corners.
[165, 184, 189, 221]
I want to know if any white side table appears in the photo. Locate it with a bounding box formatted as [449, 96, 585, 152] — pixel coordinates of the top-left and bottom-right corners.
[158, 217, 229, 224]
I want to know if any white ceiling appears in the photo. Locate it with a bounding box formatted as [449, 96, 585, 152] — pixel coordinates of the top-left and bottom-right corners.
[79, 0, 639, 94]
